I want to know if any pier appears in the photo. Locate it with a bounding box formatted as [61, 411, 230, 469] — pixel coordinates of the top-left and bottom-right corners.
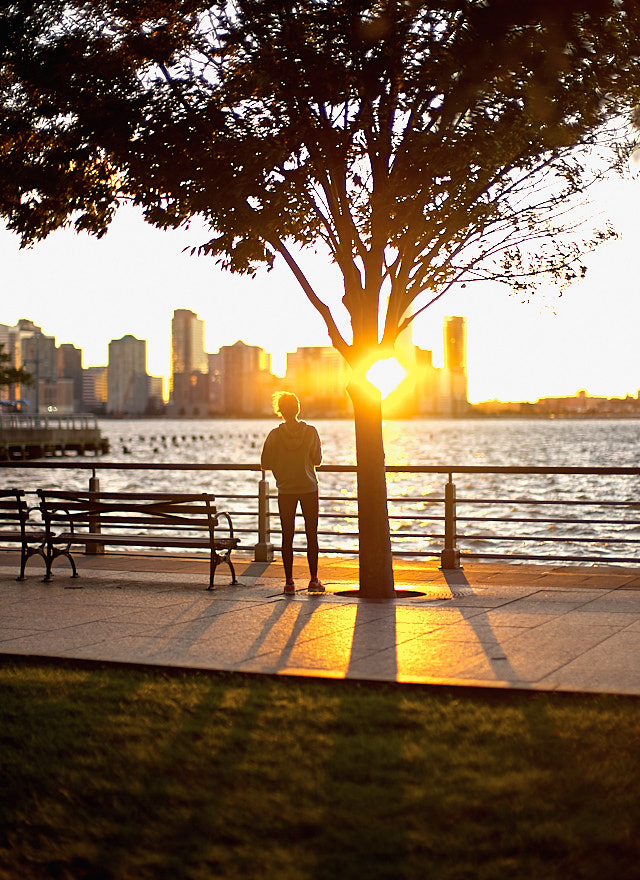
[0, 413, 109, 460]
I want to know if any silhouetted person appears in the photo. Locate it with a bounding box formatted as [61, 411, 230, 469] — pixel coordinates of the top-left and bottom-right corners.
[261, 392, 323, 594]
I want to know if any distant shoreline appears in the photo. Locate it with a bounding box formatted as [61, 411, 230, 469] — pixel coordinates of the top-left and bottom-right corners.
[92, 412, 640, 422]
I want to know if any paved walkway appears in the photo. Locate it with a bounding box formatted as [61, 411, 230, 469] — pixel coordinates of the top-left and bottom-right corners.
[2, 549, 640, 695]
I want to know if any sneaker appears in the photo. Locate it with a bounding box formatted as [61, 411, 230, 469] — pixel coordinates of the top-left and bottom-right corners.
[284, 579, 295, 595]
[308, 577, 325, 593]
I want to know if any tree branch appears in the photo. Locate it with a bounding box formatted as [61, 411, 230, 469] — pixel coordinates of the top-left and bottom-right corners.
[267, 236, 351, 360]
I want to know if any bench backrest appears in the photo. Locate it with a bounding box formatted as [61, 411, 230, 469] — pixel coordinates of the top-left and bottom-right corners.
[37, 490, 218, 534]
[0, 489, 28, 531]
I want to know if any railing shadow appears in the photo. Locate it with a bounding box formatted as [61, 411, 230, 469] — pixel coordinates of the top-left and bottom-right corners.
[441, 568, 520, 683]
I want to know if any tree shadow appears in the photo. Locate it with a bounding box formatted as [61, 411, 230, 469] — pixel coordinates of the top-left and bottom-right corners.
[346, 597, 399, 681]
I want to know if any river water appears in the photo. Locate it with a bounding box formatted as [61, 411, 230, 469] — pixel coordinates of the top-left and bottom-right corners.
[8, 418, 640, 562]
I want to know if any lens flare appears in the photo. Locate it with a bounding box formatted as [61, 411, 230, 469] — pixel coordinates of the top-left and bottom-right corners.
[366, 357, 407, 399]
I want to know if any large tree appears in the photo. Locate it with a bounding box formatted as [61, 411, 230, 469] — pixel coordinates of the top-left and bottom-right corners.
[1, 0, 639, 596]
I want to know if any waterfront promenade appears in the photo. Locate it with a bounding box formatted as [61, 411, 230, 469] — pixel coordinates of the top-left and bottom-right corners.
[2, 549, 640, 695]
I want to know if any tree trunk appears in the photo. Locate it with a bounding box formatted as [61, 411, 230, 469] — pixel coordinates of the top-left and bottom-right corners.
[347, 380, 396, 599]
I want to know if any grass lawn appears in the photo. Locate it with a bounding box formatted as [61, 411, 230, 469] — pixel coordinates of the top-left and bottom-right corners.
[1, 658, 640, 880]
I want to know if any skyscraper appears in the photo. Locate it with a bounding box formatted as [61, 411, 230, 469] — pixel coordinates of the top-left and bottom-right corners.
[443, 316, 468, 416]
[107, 334, 149, 416]
[171, 309, 207, 384]
[444, 316, 467, 372]
[218, 340, 274, 415]
[11, 320, 57, 413]
[83, 366, 108, 413]
[58, 343, 83, 412]
[170, 309, 209, 415]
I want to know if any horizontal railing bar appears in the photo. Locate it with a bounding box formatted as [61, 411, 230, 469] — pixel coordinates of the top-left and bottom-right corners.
[238, 526, 640, 543]
[0, 461, 264, 471]
[221, 509, 640, 527]
[215, 512, 256, 518]
[458, 498, 640, 507]
[457, 516, 640, 525]
[203, 495, 640, 514]
[330, 496, 446, 504]
[313, 513, 445, 522]
[461, 551, 640, 563]
[2, 460, 640, 476]
[391, 534, 445, 540]
[459, 533, 640, 544]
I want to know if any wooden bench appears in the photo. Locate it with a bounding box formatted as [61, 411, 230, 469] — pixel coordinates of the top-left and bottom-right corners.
[0, 488, 47, 580]
[37, 490, 240, 590]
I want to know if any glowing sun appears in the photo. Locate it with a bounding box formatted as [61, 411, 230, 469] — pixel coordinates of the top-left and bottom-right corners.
[366, 357, 407, 399]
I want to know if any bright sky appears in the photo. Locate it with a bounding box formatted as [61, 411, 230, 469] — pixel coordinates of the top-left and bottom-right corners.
[1, 173, 638, 404]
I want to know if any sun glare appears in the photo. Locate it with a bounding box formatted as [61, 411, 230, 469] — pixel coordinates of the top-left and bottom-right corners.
[366, 357, 407, 399]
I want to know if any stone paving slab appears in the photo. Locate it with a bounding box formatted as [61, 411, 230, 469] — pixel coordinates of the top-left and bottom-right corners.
[2, 550, 640, 695]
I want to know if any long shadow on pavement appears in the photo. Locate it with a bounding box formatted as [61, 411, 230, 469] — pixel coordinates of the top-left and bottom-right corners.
[441, 568, 520, 684]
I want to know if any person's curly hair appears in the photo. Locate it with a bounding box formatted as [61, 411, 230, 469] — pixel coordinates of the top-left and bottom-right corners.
[272, 392, 300, 420]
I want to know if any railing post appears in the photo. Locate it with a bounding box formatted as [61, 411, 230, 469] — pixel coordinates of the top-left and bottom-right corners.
[440, 473, 461, 569]
[86, 469, 104, 555]
[254, 471, 274, 562]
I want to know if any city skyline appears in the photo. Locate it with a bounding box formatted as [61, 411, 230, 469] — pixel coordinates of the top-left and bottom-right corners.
[1, 171, 639, 404]
[4, 310, 639, 419]
[1, 313, 469, 418]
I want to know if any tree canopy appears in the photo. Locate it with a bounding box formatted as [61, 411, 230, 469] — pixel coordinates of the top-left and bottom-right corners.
[2, 0, 638, 364]
[1, 0, 638, 595]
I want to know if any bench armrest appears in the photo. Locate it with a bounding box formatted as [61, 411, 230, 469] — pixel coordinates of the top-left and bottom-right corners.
[214, 510, 237, 543]
[41, 506, 75, 544]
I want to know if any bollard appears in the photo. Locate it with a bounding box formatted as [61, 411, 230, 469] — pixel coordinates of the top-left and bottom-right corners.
[86, 471, 104, 555]
[254, 472, 274, 562]
[440, 474, 461, 569]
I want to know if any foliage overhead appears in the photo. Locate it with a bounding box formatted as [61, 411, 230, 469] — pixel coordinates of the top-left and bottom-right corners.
[1, 0, 639, 364]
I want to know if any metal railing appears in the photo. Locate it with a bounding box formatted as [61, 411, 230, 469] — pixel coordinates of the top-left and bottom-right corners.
[0, 413, 99, 431]
[1, 460, 640, 567]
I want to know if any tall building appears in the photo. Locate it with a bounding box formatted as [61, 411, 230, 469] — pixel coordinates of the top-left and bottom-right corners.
[207, 351, 224, 414]
[83, 366, 108, 413]
[285, 346, 351, 415]
[170, 309, 209, 416]
[218, 340, 274, 415]
[171, 371, 210, 417]
[58, 343, 83, 412]
[9, 319, 57, 412]
[443, 316, 468, 416]
[147, 376, 165, 415]
[444, 316, 466, 372]
[414, 347, 440, 415]
[107, 334, 149, 416]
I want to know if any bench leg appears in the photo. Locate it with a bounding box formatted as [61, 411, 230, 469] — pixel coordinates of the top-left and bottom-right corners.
[43, 549, 78, 583]
[17, 546, 28, 581]
[207, 552, 239, 590]
[17, 546, 47, 582]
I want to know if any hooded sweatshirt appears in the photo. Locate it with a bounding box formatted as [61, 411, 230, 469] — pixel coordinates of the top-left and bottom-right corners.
[261, 420, 322, 495]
